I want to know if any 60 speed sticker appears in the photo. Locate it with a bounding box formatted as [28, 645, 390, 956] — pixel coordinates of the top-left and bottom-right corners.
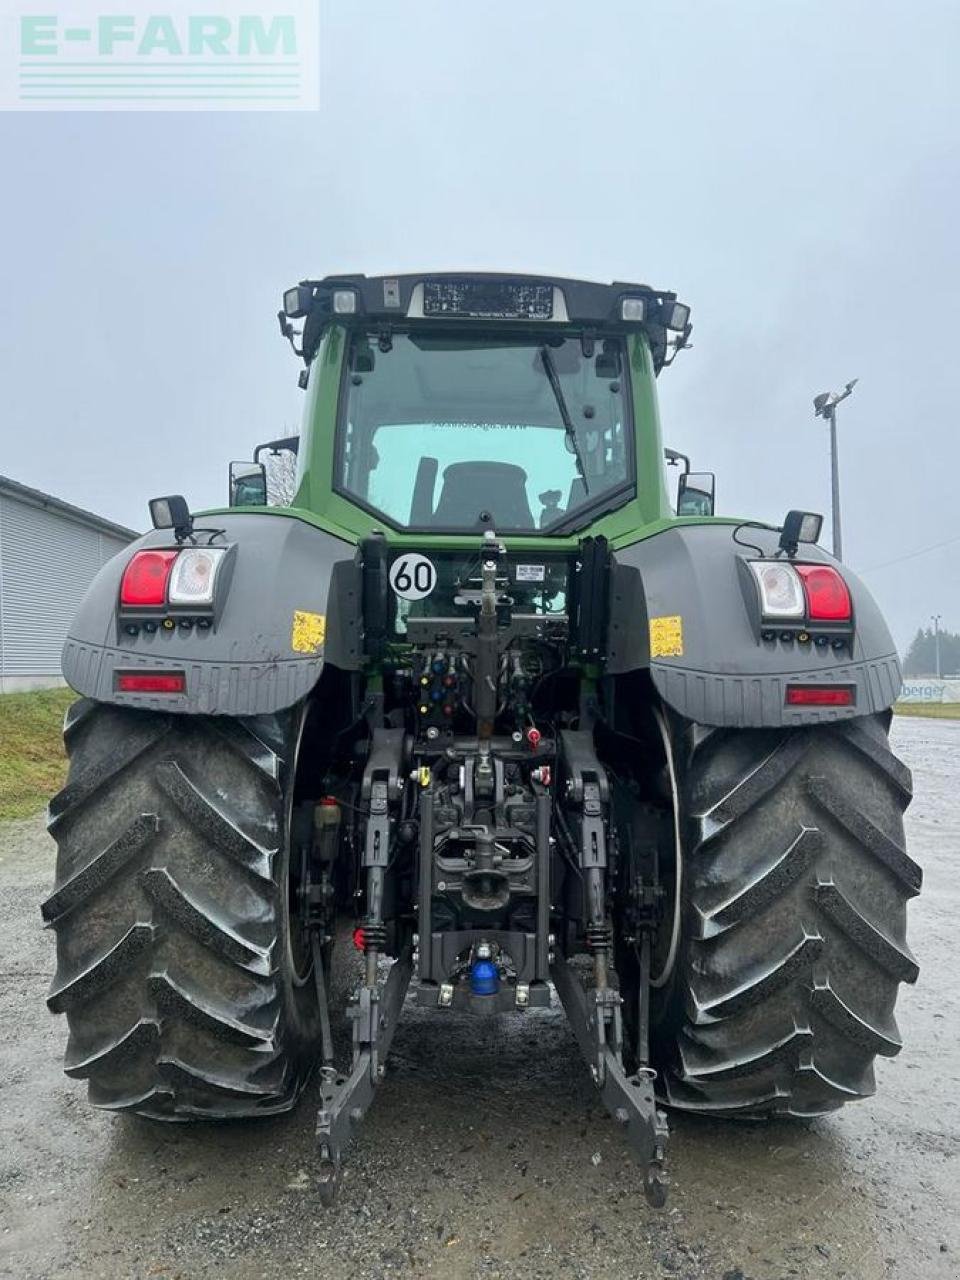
[389, 553, 437, 601]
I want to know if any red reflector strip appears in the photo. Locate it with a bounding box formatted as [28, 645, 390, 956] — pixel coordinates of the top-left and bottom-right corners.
[120, 550, 179, 607]
[352, 927, 366, 952]
[116, 671, 186, 694]
[795, 564, 852, 622]
[785, 685, 854, 707]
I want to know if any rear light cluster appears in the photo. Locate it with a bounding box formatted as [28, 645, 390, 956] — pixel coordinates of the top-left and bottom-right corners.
[120, 547, 226, 609]
[749, 560, 852, 646]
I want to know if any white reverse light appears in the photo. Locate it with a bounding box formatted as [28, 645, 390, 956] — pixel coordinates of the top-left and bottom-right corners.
[749, 561, 805, 620]
[168, 548, 227, 606]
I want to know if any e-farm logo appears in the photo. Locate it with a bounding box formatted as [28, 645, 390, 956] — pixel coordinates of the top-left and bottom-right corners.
[2, 2, 318, 110]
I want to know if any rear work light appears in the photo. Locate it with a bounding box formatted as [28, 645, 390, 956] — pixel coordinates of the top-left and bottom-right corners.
[116, 671, 186, 694]
[794, 564, 852, 622]
[120, 550, 178, 607]
[786, 685, 855, 707]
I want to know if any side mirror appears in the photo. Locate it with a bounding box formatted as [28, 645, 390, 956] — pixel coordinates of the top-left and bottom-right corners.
[229, 461, 267, 507]
[677, 471, 716, 517]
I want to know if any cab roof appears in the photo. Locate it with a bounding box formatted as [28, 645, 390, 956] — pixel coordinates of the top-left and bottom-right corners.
[279, 271, 691, 374]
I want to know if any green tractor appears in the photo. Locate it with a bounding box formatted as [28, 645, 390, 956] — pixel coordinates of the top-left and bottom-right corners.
[44, 274, 920, 1205]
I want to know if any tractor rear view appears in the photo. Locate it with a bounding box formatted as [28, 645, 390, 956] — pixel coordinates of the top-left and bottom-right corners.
[44, 273, 919, 1205]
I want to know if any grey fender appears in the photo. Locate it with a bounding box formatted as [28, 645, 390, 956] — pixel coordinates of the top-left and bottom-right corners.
[608, 523, 901, 727]
[62, 513, 361, 715]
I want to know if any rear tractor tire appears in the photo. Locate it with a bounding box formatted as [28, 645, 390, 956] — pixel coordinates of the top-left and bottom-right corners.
[43, 699, 322, 1119]
[658, 712, 920, 1117]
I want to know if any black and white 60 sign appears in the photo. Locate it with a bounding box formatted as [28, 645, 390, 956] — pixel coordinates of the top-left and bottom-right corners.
[389, 553, 437, 601]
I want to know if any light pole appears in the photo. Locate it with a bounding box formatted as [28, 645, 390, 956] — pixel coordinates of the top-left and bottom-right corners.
[813, 379, 858, 560]
[931, 614, 942, 679]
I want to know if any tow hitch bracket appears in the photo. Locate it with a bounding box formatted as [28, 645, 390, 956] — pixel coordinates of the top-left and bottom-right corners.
[551, 955, 669, 1207]
[315, 948, 413, 1205]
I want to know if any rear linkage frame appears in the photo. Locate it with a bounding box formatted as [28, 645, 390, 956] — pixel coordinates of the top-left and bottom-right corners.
[313, 725, 669, 1207]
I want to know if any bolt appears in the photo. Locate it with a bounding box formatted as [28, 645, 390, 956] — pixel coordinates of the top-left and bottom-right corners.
[412, 933, 419, 946]
[615, 1107, 630, 1126]
[377, 1064, 386, 1080]
[547, 934, 556, 947]
[437, 880, 446, 891]
[350, 1107, 364, 1124]
[590, 1065, 600, 1084]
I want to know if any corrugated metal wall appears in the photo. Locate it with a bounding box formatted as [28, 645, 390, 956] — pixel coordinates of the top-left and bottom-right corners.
[0, 494, 129, 678]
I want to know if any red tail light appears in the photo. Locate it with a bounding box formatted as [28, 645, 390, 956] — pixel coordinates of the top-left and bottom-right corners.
[120, 550, 178, 607]
[116, 671, 186, 693]
[795, 565, 852, 622]
[786, 685, 854, 707]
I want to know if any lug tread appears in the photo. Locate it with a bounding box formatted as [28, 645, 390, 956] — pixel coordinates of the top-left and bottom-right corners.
[47, 922, 153, 1014]
[811, 977, 902, 1057]
[695, 930, 823, 1020]
[64, 1019, 159, 1079]
[141, 866, 271, 974]
[149, 973, 275, 1048]
[698, 731, 810, 833]
[42, 814, 159, 924]
[49, 719, 169, 827]
[702, 826, 822, 933]
[816, 878, 919, 983]
[679, 1025, 814, 1083]
[808, 774, 922, 896]
[155, 759, 275, 881]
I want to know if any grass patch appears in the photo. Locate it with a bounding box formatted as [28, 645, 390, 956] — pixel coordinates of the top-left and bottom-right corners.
[894, 702, 960, 720]
[0, 688, 75, 820]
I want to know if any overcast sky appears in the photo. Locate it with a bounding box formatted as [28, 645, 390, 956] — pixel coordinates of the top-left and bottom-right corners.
[1, 0, 957, 651]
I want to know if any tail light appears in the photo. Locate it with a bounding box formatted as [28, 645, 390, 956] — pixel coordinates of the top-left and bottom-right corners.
[116, 671, 186, 693]
[120, 551, 178, 607]
[786, 685, 854, 707]
[794, 565, 852, 622]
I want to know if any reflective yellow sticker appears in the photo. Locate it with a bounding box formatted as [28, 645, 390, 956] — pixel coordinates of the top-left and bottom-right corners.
[291, 610, 326, 654]
[650, 615, 684, 658]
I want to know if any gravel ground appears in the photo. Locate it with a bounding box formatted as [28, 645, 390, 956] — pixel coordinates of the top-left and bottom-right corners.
[0, 717, 957, 1280]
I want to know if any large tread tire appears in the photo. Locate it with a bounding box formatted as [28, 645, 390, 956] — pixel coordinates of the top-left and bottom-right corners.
[658, 712, 920, 1118]
[43, 699, 321, 1119]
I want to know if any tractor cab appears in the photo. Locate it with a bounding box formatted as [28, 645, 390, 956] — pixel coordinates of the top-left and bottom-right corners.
[276, 273, 692, 542]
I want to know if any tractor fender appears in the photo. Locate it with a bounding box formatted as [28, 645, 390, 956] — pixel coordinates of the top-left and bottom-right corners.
[61, 512, 361, 715]
[607, 523, 902, 727]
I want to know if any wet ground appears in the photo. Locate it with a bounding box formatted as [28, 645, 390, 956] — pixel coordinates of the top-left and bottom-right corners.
[0, 717, 957, 1280]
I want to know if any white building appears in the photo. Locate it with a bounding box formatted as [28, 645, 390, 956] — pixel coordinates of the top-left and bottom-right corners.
[0, 476, 137, 693]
